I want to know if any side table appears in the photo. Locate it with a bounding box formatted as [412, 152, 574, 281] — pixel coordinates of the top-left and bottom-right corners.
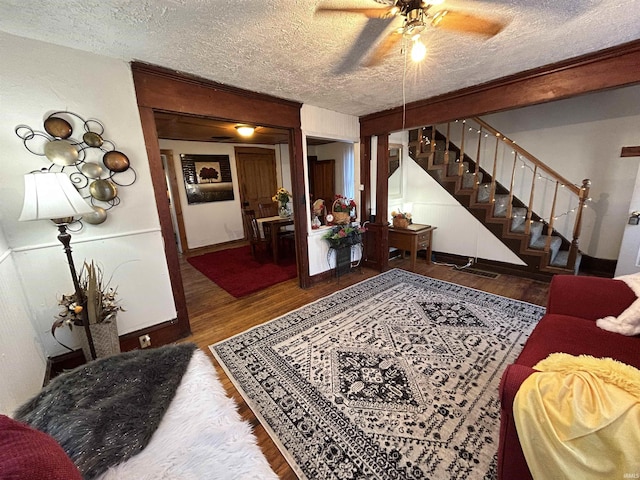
[388, 224, 437, 272]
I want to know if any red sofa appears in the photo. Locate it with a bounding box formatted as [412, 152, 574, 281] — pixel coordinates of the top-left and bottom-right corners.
[497, 274, 640, 480]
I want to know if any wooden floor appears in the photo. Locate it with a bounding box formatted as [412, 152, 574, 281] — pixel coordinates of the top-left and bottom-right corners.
[180, 247, 550, 479]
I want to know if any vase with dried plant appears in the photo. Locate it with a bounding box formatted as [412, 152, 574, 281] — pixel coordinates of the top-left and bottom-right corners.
[53, 261, 124, 360]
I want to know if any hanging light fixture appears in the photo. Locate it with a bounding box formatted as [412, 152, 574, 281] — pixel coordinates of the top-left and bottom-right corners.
[235, 125, 256, 137]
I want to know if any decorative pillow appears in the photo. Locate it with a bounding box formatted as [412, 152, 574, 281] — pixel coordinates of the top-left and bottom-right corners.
[596, 272, 640, 336]
[0, 415, 82, 480]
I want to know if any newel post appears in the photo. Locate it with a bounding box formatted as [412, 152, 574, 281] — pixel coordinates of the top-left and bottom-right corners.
[568, 178, 591, 271]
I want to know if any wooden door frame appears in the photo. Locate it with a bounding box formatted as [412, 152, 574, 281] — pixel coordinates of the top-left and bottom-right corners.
[132, 63, 307, 346]
[359, 39, 640, 271]
[160, 149, 189, 253]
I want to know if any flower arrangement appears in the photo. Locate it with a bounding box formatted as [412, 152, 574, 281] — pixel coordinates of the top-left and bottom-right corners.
[52, 261, 124, 350]
[272, 187, 291, 205]
[391, 210, 412, 221]
[333, 194, 357, 213]
[391, 210, 412, 228]
[323, 225, 366, 249]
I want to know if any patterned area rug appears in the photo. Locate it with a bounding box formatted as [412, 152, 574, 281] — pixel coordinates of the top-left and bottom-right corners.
[211, 269, 545, 479]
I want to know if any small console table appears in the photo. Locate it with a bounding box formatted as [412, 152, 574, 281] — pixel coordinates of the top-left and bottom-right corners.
[388, 224, 437, 272]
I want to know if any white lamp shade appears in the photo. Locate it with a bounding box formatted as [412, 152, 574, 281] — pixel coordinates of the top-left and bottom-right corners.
[19, 172, 94, 222]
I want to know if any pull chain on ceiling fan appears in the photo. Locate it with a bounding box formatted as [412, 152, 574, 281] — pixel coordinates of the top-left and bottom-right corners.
[316, 0, 506, 70]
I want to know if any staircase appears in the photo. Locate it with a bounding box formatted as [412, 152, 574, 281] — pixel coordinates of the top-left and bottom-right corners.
[408, 119, 591, 276]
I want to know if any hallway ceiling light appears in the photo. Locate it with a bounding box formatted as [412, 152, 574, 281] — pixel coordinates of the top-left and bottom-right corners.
[236, 125, 256, 137]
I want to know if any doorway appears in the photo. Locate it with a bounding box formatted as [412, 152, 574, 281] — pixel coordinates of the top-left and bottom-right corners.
[235, 147, 278, 214]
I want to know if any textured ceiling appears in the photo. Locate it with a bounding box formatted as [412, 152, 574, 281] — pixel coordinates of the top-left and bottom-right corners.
[1, 0, 639, 117]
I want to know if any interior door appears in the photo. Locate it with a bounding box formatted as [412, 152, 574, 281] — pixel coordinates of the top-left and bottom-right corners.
[235, 146, 278, 222]
[309, 156, 335, 207]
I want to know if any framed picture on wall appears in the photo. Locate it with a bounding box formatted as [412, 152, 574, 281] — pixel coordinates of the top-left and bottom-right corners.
[180, 154, 235, 204]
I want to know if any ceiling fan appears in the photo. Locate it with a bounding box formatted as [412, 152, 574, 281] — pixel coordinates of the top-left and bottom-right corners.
[316, 0, 506, 69]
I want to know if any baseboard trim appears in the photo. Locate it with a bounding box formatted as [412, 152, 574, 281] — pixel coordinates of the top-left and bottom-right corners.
[119, 318, 191, 351]
[579, 254, 616, 277]
[44, 349, 86, 385]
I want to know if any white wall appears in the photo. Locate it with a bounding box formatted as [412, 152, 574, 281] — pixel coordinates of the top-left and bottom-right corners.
[0, 33, 175, 366]
[483, 85, 640, 262]
[0, 226, 46, 415]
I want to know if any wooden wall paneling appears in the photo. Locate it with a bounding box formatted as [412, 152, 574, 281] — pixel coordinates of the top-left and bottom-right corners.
[290, 127, 311, 288]
[360, 136, 371, 222]
[375, 134, 390, 271]
[132, 63, 301, 129]
[137, 106, 191, 339]
[160, 149, 190, 254]
[360, 40, 640, 136]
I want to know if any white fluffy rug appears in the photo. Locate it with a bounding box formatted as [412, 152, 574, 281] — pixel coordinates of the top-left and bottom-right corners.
[97, 349, 278, 480]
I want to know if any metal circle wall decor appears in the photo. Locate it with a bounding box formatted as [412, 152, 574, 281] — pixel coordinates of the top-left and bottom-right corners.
[15, 110, 137, 226]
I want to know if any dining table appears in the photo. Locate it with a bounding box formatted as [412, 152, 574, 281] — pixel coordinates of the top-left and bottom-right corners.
[256, 215, 294, 264]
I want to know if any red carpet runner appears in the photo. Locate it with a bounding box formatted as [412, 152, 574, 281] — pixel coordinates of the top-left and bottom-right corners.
[186, 245, 297, 298]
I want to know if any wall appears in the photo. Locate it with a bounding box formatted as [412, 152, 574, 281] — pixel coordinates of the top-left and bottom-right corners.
[158, 140, 289, 248]
[0, 33, 176, 364]
[483, 84, 640, 262]
[0, 226, 46, 415]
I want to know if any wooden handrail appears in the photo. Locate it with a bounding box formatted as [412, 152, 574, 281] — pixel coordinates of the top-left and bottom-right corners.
[472, 117, 580, 197]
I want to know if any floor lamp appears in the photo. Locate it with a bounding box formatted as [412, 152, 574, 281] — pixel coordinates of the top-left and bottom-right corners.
[19, 171, 98, 360]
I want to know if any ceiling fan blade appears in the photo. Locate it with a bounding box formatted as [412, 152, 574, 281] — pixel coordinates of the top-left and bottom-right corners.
[430, 10, 506, 37]
[363, 30, 403, 67]
[333, 17, 397, 74]
[315, 6, 396, 19]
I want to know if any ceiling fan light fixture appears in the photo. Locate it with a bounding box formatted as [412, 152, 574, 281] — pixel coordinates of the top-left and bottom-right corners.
[235, 125, 256, 137]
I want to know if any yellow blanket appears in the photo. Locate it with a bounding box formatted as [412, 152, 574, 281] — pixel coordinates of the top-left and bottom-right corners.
[513, 353, 640, 479]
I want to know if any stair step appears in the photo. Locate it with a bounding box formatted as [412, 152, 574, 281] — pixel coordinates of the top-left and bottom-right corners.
[510, 207, 528, 231]
[530, 235, 562, 263]
[493, 194, 510, 217]
[448, 160, 466, 176]
[433, 150, 447, 165]
[477, 183, 491, 203]
[512, 218, 544, 243]
[434, 139, 446, 150]
[462, 171, 483, 189]
[551, 250, 582, 274]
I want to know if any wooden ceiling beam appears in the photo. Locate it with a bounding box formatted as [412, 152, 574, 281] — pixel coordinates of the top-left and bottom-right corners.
[360, 39, 640, 136]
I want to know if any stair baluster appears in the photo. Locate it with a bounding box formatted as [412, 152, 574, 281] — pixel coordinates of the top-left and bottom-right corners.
[458, 121, 466, 176]
[444, 123, 450, 167]
[474, 126, 482, 192]
[545, 181, 560, 254]
[567, 179, 591, 270]
[489, 136, 499, 205]
[506, 150, 517, 221]
[524, 165, 537, 236]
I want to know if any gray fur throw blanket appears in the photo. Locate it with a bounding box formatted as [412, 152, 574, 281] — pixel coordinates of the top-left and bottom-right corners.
[15, 343, 197, 479]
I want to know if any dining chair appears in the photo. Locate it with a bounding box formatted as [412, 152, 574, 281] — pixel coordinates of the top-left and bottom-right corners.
[242, 209, 271, 261]
[258, 202, 278, 218]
